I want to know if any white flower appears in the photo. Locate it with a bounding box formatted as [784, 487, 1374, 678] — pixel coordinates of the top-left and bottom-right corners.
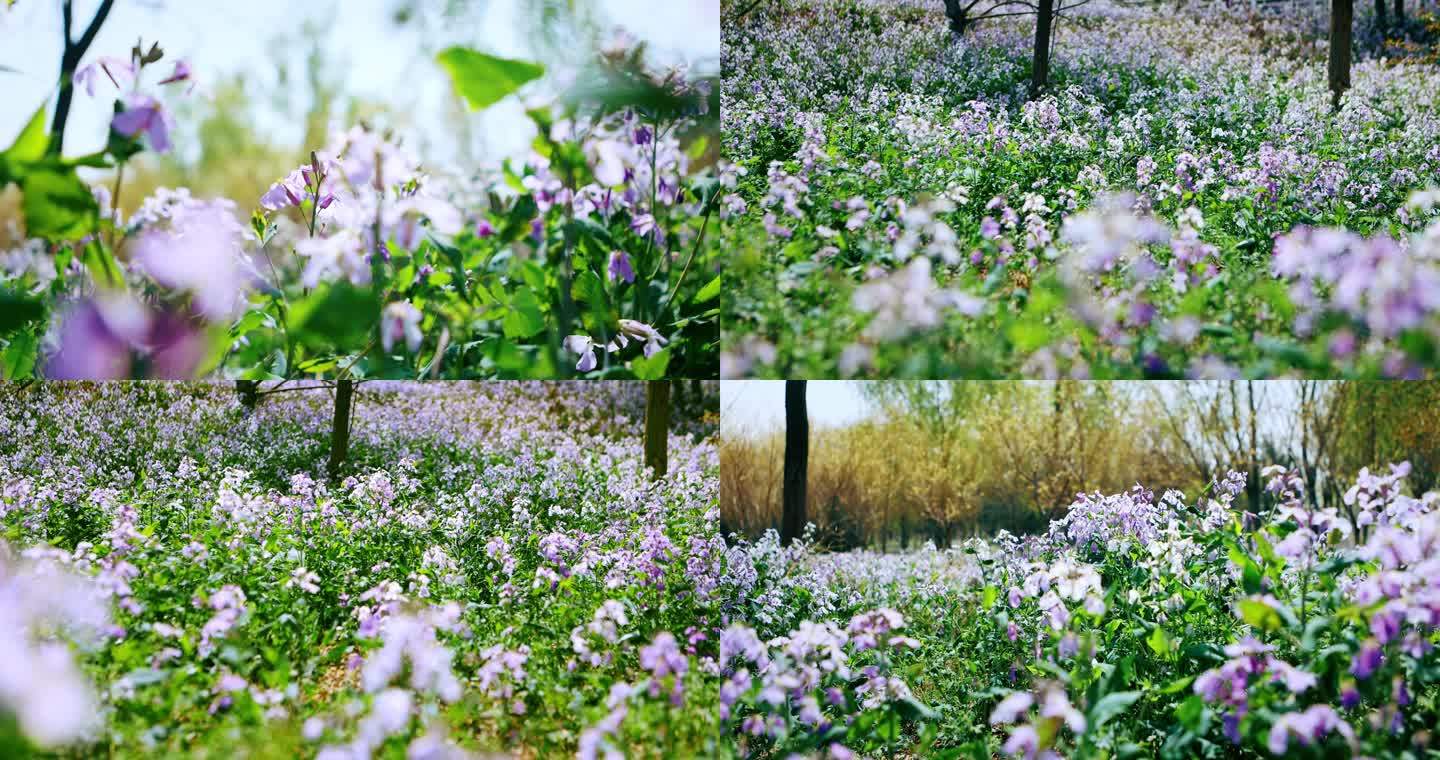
[853, 258, 984, 341]
[563, 334, 611, 372]
[616, 319, 668, 358]
[295, 229, 370, 288]
[287, 567, 321, 594]
[381, 301, 423, 353]
[590, 139, 632, 187]
[0, 548, 109, 748]
[989, 691, 1033, 725]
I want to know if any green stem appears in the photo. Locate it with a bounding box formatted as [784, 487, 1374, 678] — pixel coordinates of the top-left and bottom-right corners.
[656, 196, 715, 325]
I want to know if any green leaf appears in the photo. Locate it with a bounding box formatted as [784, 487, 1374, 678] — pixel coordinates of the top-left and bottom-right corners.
[436, 47, 545, 111]
[571, 270, 610, 309]
[693, 274, 721, 304]
[1237, 598, 1285, 631]
[0, 290, 43, 333]
[430, 239, 470, 301]
[1146, 625, 1173, 657]
[501, 287, 546, 339]
[874, 709, 901, 742]
[1160, 675, 1195, 694]
[630, 348, 670, 379]
[2, 330, 38, 379]
[1089, 690, 1142, 731]
[20, 162, 97, 239]
[2, 102, 48, 162]
[289, 283, 381, 352]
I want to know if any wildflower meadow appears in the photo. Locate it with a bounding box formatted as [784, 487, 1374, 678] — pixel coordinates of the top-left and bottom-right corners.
[721, 464, 1440, 758]
[720, 0, 1440, 378]
[719, 380, 1440, 758]
[0, 380, 722, 758]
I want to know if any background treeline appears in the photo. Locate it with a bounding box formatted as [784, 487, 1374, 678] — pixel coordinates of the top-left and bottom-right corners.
[720, 381, 1440, 550]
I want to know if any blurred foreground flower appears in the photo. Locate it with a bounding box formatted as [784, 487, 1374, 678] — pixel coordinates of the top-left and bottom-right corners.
[0, 543, 109, 749]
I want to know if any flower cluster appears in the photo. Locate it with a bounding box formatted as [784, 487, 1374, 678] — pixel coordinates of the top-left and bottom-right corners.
[0, 381, 720, 755]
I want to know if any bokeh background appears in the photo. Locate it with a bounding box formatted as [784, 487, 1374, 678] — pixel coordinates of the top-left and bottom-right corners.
[0, 0, 718, 213]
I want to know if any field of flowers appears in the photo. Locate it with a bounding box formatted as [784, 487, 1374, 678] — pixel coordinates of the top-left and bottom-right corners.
[1, 31, 720, 380]
[0, 381, 721, 757]
[720, 0, 1440, 378]
[719, 465, 1440, 757]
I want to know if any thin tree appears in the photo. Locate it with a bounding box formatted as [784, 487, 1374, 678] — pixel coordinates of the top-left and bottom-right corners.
[1394, 0, 1404, 25]
[1031, 0, 1056, 96]
[644, 380, 670, 479]
[781, 380, 809, 546]
[1329, 0, 1353, 109]
[236, 380, 260, 412]
[327, 379, 356, 481]
[1376, 0, 1388, 29]
[48, 0, 118, 156]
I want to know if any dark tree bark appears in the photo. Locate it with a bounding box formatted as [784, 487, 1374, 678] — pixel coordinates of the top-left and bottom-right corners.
[1394, 0, 1404, 23]
[1329, 0, 1353, 110]
[1376, 0, 1388, 28]
[1247, 381, 1261, 513]
[644, 380, 670, 480]
[49, 0, 117, 156]
[780, 380, 809, 546]
[236, 380, 260, 412]
[1030, 0, 1055, 96]
[944, 0, 969, 34]
[327, 379, 355, 481]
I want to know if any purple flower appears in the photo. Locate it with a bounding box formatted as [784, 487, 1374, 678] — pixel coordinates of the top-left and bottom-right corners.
[1351, 639, 1383, 680]
[639, 632, 688, 679]
[380, 301, 423, 353]
[45, 297, 206, 380]
[111, 95, 173, 153]
[73, 55, 135, 96]
[129, 198, 254, 321]
[1267, 705, 1354, 754]
[608, 250, 635, 283]
[157, 59, 194, 92]
[989, 692, 1033, 724]
[1001, 724, 1039, 758]
[259, 167, 309, 211]
[1340, 680, 1361, 709]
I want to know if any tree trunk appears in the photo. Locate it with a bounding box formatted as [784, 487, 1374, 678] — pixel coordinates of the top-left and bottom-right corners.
[1394, 0, 1404, 23]
[1247, 381, 1261, 513]
[781, 380, 809, 546]
[327, 379, 355, 481]
[1031, 0, 1055, 97]
[1376, 0, 1388, 27]
[943, 0, 968, 34]
[48, 0, 117, 156]
[644, 380, 670, 480]
[236, 380, 260, 412]
[1329, 0, 1353, 110]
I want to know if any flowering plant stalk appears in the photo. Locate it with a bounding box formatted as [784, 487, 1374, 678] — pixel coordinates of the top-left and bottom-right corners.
[0, 32, 720, 380]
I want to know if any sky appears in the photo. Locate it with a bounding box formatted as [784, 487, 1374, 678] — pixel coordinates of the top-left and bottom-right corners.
[721, 381, 877, 437]
[0, 0, 719, 163]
